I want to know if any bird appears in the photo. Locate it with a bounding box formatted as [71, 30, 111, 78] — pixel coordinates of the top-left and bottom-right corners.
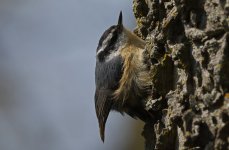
[95, 11, 153, 142]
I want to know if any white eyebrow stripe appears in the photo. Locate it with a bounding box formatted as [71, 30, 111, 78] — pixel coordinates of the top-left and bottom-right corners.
[97, 48, 105, 55]
[96, 28, 116, 55]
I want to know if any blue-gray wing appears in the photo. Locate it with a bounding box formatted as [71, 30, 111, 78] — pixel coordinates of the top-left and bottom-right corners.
[94, 56, 123, 128]
[95, 56, 123, 90]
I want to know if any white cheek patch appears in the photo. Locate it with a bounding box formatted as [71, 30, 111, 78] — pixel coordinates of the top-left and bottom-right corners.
[96, 29, 126, 61]
[104, 34, 126, 62]
[105, 49, 120, 62]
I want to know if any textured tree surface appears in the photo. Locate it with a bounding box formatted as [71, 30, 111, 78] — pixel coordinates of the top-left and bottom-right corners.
[132, 0, 229, 149]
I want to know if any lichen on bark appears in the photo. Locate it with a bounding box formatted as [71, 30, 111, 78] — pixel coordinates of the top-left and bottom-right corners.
[133, 0, 229, 149]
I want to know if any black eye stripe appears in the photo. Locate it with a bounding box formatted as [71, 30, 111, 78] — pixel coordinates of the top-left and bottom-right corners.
[96, 25, 123, 61]
[106, 29, 118, 50]
[97, 26, 116, 52]
[97, 31, 119, 61]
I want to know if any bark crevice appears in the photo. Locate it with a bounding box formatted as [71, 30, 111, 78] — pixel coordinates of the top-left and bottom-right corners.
[133, 0, 229, 149]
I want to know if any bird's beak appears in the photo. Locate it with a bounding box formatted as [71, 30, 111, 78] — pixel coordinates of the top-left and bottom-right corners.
[117, 11, 123, 26]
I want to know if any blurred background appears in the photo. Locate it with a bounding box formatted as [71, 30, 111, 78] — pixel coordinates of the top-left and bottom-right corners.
[0, 0, 145, 150]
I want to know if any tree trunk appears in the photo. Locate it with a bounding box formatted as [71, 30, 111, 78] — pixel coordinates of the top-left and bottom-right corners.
[132, 0, 229, 149]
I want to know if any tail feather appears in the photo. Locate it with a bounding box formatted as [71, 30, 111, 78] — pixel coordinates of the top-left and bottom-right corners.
[95, 89, 113, 141]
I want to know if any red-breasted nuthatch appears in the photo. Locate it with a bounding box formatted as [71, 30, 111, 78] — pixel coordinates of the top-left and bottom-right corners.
[95, 11, 152, 142]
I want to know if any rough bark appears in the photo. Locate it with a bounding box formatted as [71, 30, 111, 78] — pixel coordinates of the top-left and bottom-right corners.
[132, 0, 229, 149]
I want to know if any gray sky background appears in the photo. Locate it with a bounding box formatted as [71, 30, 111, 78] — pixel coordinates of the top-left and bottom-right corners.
[0, 0, 144, 150]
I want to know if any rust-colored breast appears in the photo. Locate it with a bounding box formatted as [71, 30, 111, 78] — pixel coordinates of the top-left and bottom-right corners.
[113, 43, 151, 106]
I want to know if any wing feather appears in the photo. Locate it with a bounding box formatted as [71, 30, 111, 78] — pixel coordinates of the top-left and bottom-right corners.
[94, 55, 123, 141]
